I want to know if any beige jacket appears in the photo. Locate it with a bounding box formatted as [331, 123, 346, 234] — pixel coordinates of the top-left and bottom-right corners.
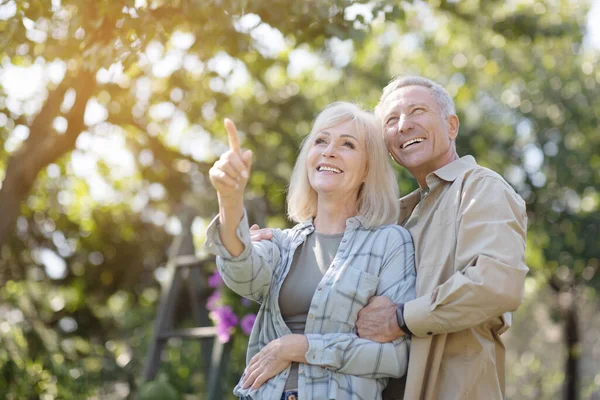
[383, 156, 528, 400]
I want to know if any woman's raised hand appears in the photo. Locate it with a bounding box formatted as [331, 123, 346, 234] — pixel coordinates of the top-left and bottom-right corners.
[209, 119, 253, 201]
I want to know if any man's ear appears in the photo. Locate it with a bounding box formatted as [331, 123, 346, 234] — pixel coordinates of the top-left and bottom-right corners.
[447, 114, 459, 140]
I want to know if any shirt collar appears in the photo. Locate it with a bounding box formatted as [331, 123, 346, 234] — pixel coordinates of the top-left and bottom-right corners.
[399, 190, 421, 211]
[430, 155, 477, 183]
[298, 215, 363, 231]
[399, 155, 477, 210]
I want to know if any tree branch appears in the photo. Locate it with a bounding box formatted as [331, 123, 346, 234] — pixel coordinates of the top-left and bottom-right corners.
[0, 68, 96, 248]
[106, 115, 213, 173]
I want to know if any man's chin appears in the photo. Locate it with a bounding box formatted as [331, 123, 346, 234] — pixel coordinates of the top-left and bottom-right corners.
[395, 157, 425, 170]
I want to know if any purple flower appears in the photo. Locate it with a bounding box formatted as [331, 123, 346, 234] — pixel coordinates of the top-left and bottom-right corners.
[240, 313, 256, 335]
[208, 270, 224, 288]
[206, 290, 221, 311]
[241, 297, 252, 307]
[214, 305, 238, 328]
[210, 305, 238, 343]
[216, 324, 233, 343]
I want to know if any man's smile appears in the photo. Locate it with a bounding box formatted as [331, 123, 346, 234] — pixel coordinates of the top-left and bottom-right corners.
[400, 137, 426, 149]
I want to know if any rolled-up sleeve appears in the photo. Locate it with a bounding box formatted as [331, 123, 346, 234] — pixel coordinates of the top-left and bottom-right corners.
[304, 226, 416, 378]
[204, 210, 280, 303]
[304, 333, 409, 379]
[404, 174, 529, 337]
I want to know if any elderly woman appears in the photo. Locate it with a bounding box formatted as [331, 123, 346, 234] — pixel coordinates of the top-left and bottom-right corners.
[205, 102, 415, 400]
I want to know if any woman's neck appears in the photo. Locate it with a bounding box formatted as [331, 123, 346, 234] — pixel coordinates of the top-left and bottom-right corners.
[313, 193, 358, 234]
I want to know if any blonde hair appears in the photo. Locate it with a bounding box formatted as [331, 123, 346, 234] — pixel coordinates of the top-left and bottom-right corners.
[287, 102, 399, 229]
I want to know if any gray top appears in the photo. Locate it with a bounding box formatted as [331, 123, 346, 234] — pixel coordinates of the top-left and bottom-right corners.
[279, 231, 343, 391]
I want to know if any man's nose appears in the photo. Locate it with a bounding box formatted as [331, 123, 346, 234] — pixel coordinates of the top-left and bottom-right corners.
[397, 114, 411, 134]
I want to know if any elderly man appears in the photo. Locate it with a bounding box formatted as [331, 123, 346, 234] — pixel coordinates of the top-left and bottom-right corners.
[250, 76, 528, 399]
[357, 76, 528, 400]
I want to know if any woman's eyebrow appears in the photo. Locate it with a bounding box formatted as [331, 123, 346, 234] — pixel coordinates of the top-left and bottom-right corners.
[340, 134, 358, 140]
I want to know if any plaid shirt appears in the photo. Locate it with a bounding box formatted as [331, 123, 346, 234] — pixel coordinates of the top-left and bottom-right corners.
[205, 211, 416, 400]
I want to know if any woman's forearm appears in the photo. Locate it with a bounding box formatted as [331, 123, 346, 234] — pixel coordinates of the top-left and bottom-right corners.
[279, 334, 309, 363]
[302, 333, 409, 378]
[217, 194, 245, 257]
[209, 119, 253, 258]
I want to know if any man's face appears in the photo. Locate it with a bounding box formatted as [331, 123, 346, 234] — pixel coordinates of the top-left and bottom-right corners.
[381, 85, 458, 178]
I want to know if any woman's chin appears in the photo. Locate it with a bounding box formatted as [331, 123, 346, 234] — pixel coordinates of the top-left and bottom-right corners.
[314, 186, 358, 200]
[314, 186, 341, 196]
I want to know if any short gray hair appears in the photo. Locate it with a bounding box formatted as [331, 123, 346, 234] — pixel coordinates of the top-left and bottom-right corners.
[287, 102, 399, 229]
[375, 75, 456, 121]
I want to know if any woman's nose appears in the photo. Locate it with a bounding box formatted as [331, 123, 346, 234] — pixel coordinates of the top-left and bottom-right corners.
[321, 143, 337, 157]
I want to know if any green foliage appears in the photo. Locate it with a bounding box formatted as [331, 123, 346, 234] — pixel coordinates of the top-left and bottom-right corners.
[0, 0, 599, 398]
[138, 377, 180, 400]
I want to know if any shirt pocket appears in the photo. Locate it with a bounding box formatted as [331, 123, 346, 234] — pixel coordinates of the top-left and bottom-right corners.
[417, 208, 455, 293]
[328, 267, 380, 328]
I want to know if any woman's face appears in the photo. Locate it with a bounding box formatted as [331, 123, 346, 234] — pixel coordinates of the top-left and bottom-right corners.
[306, 119, 368, 200]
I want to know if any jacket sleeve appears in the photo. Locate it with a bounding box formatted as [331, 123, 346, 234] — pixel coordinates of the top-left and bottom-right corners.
[304, 227, 416, 378]
[403, 174, 529, 337]
[204, 210, 281, 304]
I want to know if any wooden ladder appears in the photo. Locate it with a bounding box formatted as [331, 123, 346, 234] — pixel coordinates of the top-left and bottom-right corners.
[141, 209, 231, 400]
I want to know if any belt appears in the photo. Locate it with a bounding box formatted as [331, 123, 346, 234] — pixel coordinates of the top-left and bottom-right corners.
[281, 390, 299, 400]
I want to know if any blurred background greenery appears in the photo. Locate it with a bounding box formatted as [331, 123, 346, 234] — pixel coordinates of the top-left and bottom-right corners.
[0, 0, 599, 399]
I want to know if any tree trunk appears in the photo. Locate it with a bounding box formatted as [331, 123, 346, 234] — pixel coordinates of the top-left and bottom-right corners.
[0, 68, 96, 249]
[564, 300, 579, 400]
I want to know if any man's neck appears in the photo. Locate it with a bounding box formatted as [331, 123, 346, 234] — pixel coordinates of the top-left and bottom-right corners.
[413, 151, 459, 188]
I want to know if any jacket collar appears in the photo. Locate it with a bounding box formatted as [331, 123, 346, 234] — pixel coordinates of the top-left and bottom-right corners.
[399, 155, 477, 216]
[430, 155, 477, 183]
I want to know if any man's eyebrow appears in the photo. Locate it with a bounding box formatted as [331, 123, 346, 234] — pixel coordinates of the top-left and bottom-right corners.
[386, 102, 428, 114]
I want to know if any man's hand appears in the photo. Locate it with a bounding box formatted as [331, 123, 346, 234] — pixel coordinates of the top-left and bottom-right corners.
[249, 224, 274, 241]
[356, 296, 404, 342]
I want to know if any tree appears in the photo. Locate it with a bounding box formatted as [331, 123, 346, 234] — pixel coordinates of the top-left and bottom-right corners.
[361, 1, 599, 397]
[0, 0, 403, 397]
[0, 0, 598, 398]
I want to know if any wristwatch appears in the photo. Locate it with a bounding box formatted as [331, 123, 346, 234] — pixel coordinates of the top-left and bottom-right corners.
[395, 303, 413, 336]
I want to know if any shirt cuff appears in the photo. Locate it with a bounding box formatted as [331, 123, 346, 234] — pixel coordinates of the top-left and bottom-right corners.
[403, 294, 441, 337]
[304, 334, 338, 368]
[204, 210, 252, 261]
